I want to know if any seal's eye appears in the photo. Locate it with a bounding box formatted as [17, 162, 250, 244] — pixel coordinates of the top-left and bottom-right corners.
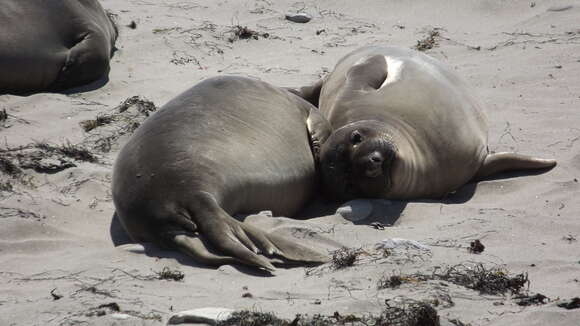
[350, 130, 363, 145]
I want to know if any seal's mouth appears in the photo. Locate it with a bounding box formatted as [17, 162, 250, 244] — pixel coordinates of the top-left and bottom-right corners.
[320, 124, 397, 200]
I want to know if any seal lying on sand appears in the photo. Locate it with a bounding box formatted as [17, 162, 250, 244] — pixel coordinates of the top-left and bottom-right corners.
[293, 46, 556, 200]
[0, 0, 117, 93]
[112, 76, 332, 271]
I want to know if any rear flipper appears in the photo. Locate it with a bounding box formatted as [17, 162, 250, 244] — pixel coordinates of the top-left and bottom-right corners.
[473, 152, 557, 180]
[168, 192, 329, 272]
[168, 222, 329, 272]
[172, 233, 241, 267]
[262, 231, 330, 265]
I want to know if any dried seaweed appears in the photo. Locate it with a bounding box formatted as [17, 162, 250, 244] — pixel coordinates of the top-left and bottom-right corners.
[378, 263, 529, 295]
[377, 274, 404, 289]
[219, 310, 288, 326]
[36, 142, 98, 163]
[0, 181, 13, 192]
[227, 25, 269, 42]
[380, 300, 439, 326]
[0, 141, 97, 177]
[50, 288, 63, 300]
[0, 156, 21, 176]
[155, 267, 185, 281]
[431, 264, 528, 295]
[468, 240, 485, 254]
[117, 96, 156, 114]
[218, 300, 439, 326]
[80, 114, 115, 132]
[85, 302, 120, 317]
[81, 96, 157, 153]
[557, 297, 580, 310]
[331, 247, 362, 269]
[415, 29, 441, 51]
[514, 293, 549, 306]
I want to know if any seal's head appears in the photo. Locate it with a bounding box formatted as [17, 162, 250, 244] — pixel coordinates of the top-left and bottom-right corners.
[320, 120, 398, 200]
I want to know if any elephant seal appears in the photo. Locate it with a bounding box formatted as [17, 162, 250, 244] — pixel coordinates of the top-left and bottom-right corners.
[0, 0, 117, 93]
[112, 76, 332, 271]
[293, 45, 556, 200]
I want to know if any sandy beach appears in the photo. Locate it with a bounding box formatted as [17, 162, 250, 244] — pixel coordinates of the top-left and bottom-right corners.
[1, 0, 579, 325]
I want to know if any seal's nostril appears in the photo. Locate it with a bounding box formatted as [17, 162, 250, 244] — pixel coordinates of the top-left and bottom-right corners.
[369, 152, 383, 164]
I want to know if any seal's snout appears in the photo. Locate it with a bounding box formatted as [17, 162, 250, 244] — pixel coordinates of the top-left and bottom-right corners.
[352, 135, 392, 180]
[364, 151, 384, 177]
[319, 121, 398, 200]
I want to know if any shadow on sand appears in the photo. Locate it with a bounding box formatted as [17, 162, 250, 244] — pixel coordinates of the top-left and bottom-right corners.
[0, 70, 111, 97]
[109, 212, 305, 276]
[108, 167, 554, 272]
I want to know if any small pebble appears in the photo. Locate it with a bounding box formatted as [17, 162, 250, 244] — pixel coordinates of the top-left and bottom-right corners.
[285, 13, 312, 23]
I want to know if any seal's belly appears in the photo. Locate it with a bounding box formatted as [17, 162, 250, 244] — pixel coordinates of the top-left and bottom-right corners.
[381, 78, 488, 198]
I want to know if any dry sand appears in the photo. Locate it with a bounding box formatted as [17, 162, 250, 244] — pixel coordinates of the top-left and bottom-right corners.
[1, 0, 579, 325]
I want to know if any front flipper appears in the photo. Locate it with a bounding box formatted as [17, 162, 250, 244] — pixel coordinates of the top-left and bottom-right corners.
[306, 107, 333, 162]
[50, 31, 112, 91]
[285, 78, 324, 107]
[474, 152, 557, 180]
[346, 55, 388, 91]
[174, 192, 328, 271]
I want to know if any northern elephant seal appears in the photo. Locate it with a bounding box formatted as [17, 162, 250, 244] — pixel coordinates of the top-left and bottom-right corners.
[294, 46, 556, 200]
[0, 0, 118, 93]
[112, 76, 332, 271]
